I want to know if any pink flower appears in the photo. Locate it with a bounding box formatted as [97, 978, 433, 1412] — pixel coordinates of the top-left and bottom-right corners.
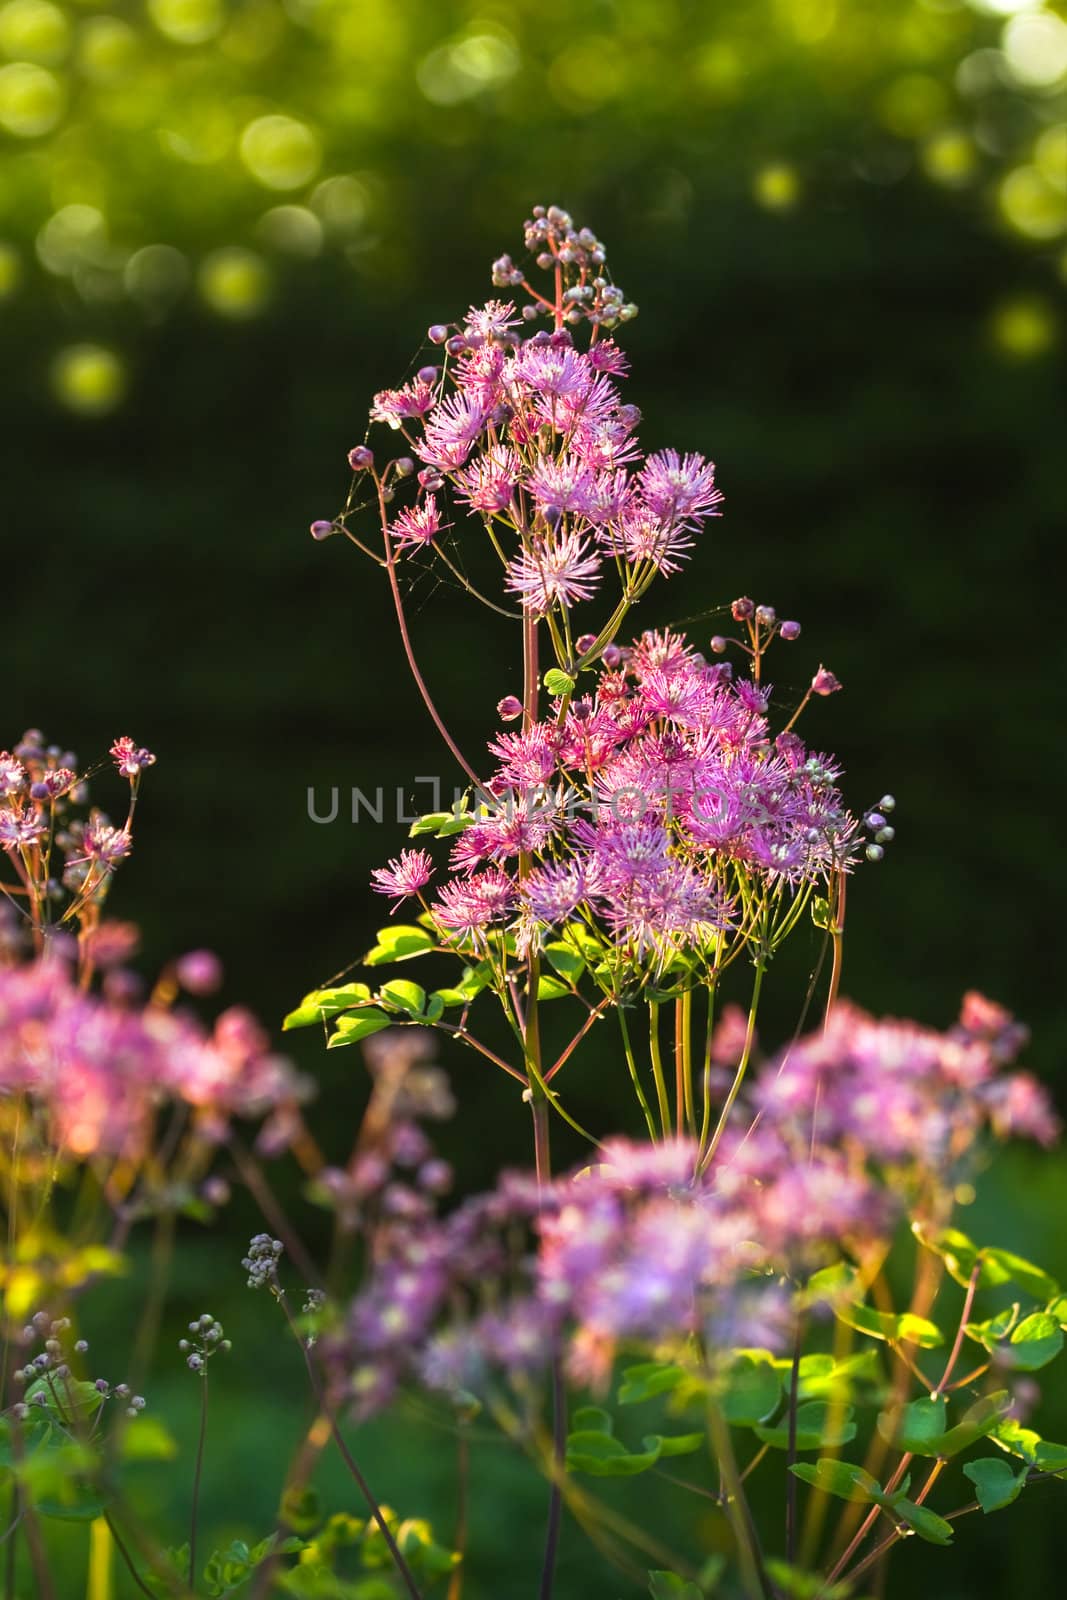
[505, 532, 602, 613]
[811, 665, 842, 696]
[390, 496, 447, 553]
[371, 849, 435, 905]
[110, 737, 156, 778]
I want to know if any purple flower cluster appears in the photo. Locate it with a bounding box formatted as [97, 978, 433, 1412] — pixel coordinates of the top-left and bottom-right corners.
[1, 730, 153, 944]
[373, 627, 858, 972]
[750, 993, 1059, 1170]
[352, 209, 721, 619]
[331, 996, 1053, 1410]
[0, 954, 310, 1160]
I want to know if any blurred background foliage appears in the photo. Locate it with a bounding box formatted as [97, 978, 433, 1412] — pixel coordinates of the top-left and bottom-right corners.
[3, 0, 1067, 1594]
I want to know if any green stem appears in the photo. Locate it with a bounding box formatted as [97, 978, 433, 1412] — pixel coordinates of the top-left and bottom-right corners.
[618, 1010, 658, 1142]
[707, 1403, 771, 1600]
[647, 1001, 671, 1139]
[188, 1372, 208, 1591]
[700, 959, 766, 1174]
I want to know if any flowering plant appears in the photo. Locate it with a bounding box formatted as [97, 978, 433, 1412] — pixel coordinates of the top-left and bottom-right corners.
[292, 206, 1067, 1597]
[1, 207, 1063, 1600]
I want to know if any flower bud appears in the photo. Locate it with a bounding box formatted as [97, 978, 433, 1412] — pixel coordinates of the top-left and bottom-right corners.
[427, 324, 449, 344]
[417, 365, 438, 384]
[865, 843, 884, 862]
[348, 445, 374, 471]
[731, 597, 755, 621]
[811, 666, 842, 696]
[780, 620, 801, 641]
[497, 696, 523, 722]
[309, 520, 335, 541]
[755, 605, 776, 627]
[710, 635, 728, 654]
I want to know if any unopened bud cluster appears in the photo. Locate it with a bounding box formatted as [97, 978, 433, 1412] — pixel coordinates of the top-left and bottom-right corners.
[9, 1312, 145, 1419]
[179, 1312, 231, 1374]
[242, 1233, 284, 1290]
[862, 796, 897, 863]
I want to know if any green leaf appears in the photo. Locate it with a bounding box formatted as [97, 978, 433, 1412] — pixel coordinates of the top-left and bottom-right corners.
[790, 1351, 879, 1402]
[880, 1392, 1009, 1458]
[1007, 1312, 1064, 1371]
[983, 1248, 1059, 1303]
[894, 1499, 954, 1546]
[1046, 1294, 1067, 1328]
[754, 1402, 856, 1452]
[22, 1377, 106, 1424]
[326, 1009, 393, 1048]
[363, 926, 436, 966]
[934, 1392, 1010, 1458]
[647, 1432, 703, 1459]
[618, 1362, 686, 1406]
[283, 983, 372, 1030]
[379, 979, 426, 1018]
[765, 1560, 855, 1599]
[571, 1406, 613, 1434]
[808, 1263, 942, 1347]
[408, 811, 454, 836]
[991, 1419, 1067, 1473]
[963, 1458, 1028, 1513]
[424, 994, 445, 1022]
[543, 668, 575, 696]
[810, 896, 833, 932]
[911, 1225, 1058, 1300]
[565, 1429, 661, 1477]
[536, 973, 571, 1001]
[648, 1573, 704, 1600]
[719, 1355, 781, 1425]
[877, 1396, 948, 1454]
[965, 1306, 1019, 1350]
[36, 1493, 109, 1522]
[120, 1417, 179, 1462]
[544, 942, 585, 981]
[788, 1459, 883, 1504]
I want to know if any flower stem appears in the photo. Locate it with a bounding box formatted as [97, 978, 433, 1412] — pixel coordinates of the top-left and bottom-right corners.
[188, 1371, 208, 1591]
[618, 1009, 659, 1142]
[647, 1002, 671, 1139]
[699, 959, 766, 1174]
[274, 1287, 423, 1598]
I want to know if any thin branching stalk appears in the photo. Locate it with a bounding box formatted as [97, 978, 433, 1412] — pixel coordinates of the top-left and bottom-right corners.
[273, 1282, 424, 1600]
[188, 1370, 209, 1591]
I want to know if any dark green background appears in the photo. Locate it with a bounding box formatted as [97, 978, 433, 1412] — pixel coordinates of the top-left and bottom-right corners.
[5, 15, 1066, 1592]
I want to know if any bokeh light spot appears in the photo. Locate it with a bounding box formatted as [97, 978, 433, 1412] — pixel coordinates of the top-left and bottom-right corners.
[310, 174, 369, 236]
[1002, 12, 1067, 88]
[51, 343, 126, 414]
[36, 203, 107, 275]
[198, 247, 271, 317]
[124, 244, 190, 311]
[998, 164, 1067, 238]
[1034, 125, 1067, 192]
[239, 113, 321, 191]
[548, 39, 625, 111]
[754, 163, 801, 210]
[258, 204, 324, 257]
[0, 0, 69, 65]
[0, 58, 63, 135]
[417, 30, 519, 106]
[990, 293, 1057, 357]
[78, 16, 140, 84]
[0, 239, 20, 297]
[148, 0, 224, 47]
[921, 127, 979, 186]
[879, 74, 948, 138]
